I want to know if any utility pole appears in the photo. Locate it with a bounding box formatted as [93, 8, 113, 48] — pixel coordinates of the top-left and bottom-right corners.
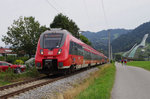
[111, 45, 113, 61]
[108, 30, 111, 63]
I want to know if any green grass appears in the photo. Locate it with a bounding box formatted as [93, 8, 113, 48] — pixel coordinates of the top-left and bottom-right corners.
[75, 63, 116, 99]
[127, 61, 150, 71]
[0, 80, 10, 86]
[0, 67, 40, 86]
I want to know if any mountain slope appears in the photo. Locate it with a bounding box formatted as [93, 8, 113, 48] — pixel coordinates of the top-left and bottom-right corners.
[82, 29, 131, 54]
[112, 21, 150, 53]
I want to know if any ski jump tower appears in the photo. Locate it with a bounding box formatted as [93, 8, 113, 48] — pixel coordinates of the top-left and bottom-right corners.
[124, 34, 149, 58]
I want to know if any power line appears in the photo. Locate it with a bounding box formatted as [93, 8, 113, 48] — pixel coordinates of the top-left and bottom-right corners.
[101, 0, 108, 26]
[100, 0, 111, 62]
[52, 0, 67, 15]
[82, 0, 91, 27]
[45, 0, 60, 13]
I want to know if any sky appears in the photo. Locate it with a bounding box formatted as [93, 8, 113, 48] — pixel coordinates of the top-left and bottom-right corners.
[0, 0, 150, 47]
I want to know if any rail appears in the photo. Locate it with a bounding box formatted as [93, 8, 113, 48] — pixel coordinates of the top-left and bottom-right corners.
[0, 65, 99, 99]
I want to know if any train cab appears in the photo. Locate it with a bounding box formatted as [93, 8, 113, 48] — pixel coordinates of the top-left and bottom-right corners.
[35, 29, 70, 74]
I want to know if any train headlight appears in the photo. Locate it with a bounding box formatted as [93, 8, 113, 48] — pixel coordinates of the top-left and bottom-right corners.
[40, 49, 43, 55]
[57, 49, 62, 55]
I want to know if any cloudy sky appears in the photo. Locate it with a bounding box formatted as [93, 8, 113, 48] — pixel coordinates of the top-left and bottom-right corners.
[0, 0, 150, 47]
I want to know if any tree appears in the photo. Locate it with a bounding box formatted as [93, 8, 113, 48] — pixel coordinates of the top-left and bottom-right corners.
[50, 13, 91, 45]
[50, 13, 80, 38]
[2, 16, 48, 57]
[79, 35, 91, 45]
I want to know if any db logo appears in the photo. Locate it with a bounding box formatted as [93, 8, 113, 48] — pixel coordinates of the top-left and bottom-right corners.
[48, 51, 53, 55]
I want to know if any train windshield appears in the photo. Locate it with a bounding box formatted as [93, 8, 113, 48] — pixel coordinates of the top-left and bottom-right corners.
[43, 33, 63, 49]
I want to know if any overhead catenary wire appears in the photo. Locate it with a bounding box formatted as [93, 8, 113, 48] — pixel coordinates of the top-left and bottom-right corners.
[52, 0, 67, 15]
[82, 0, 92, 28]
[100, 0, 111, 62]
[101, 0, 108, 26]
[45, 0, 60, 13]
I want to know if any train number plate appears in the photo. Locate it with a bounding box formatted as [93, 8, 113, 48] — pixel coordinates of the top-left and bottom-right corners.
[48, 51, 53, 55]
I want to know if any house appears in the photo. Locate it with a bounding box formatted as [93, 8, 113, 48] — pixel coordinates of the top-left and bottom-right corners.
[0, 48, 17, 56]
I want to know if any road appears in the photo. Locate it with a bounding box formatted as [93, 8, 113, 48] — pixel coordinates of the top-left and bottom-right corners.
[111, 62, 150, 99]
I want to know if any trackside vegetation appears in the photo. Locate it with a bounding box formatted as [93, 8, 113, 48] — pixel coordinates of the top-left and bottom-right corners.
[0, 66, 40, 86]
[75, 64, 115, 99]
[127, 61, 150, 71]
[63, 63, 116, 99]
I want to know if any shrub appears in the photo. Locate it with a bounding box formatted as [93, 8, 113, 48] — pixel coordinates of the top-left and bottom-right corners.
[0, 65, 40, 83]
[6, 55, 16, 63]
[18, 56, 29, 63]
[0, 67, 17, 81]
[14, 60, 24, 65]
[0, 56, 5, 61]
[25, 58, 35, 67]
[26, 66, 40, 77]
[0, 56, 29, 64]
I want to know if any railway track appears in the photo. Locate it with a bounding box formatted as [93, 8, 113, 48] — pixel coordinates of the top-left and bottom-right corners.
[0, 76, 46, 91]
[0, 67, 95, 99]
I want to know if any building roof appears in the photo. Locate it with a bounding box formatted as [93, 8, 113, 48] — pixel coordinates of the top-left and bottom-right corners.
[0, 48, 13, 54]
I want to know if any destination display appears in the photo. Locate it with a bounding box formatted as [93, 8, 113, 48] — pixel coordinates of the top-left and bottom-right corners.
[44, 34, 63, 38]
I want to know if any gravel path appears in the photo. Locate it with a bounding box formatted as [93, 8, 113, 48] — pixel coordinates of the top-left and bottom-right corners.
[10, 67, 99, 99]
[111, 62, 150, 99]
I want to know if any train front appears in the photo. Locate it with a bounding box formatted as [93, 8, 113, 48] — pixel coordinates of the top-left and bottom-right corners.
[35, 30, 69, 75]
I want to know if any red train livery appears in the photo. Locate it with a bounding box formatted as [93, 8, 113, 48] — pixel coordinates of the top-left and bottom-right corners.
[35, 29, 107, 75]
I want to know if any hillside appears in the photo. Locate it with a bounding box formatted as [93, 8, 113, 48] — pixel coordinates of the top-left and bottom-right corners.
[112, 21, 150, 53]
[134, 43, 150, 60]
[82, 29, 131, 54]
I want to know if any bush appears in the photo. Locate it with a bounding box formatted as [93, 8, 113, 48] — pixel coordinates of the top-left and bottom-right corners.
[14, 60, 24, 65]
[0, 56, 5, 61]
[6, 55, 16, 63]
[0, 56, 29, 64]
[0, 67, 18, 81]
[18, 56, 29, 63]
[25, 58, 35, 67]
[0, 65, 40, 83]
[26, 66, 40, 77]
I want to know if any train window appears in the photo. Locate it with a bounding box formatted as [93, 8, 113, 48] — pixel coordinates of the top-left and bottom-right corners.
[83, 50, 90, 60]
[69, 41, 75, 55]
[91, 53, 100, 60]
[69, 41, 73, 54]
[43, 33, 63, 50]
[69, 41, 83, 56]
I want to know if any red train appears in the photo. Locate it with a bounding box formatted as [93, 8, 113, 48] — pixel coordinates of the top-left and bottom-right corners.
[35, 29, 107, 75]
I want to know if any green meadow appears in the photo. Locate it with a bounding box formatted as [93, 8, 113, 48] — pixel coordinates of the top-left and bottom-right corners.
[127, 61, 150, 71]
[75, 63, 116, 99]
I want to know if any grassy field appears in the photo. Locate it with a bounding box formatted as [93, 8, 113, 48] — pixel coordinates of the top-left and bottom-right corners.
[62, 63, 116, 99]
[75, 64, 116, 99]
[0, 67, 40, 86]
[127, 61, 150, 71]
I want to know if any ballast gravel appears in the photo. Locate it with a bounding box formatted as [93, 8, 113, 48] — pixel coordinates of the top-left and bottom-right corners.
[11, 67, 99, 99]
[0, 79, 50, 96]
